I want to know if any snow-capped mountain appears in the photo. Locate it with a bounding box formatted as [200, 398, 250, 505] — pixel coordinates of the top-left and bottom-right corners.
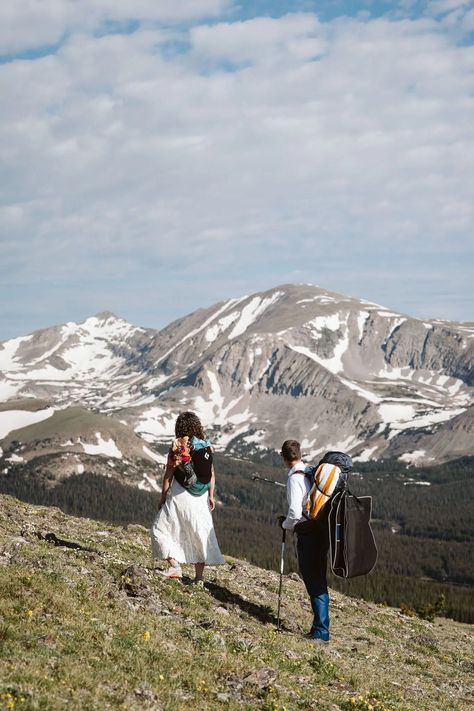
[1, 285, 473, 465]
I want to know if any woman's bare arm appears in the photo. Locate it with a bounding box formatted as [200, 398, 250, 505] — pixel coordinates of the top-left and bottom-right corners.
[209, 465, 216, 511]
[159, 461, 174, 508]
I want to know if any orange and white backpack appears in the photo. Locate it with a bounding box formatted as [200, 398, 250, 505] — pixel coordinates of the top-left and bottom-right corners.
[304, 451, 353, 521]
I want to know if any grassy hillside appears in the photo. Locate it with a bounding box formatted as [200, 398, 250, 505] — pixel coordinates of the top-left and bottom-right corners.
[1, 494, 473, 711]
[1, 453, 473, 623]
[2, 406, 154, 462]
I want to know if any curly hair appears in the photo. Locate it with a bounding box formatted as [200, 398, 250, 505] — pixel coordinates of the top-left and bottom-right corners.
[175, 411, 205, 440]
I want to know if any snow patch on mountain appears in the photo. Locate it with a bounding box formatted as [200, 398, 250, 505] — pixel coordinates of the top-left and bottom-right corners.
[357, 311, 370, 342]
[339, 377, 381, 404]
[142, 445, 166, 465]
[61, 343, 118, 378]
[242, 430, 266, 445]
[410, 408, 466, 428]
[378, 401, 466, 439]
[63, 314, 141, 347]
[228, 292, 284, 339]
[205, 311, 241, 342]
[1, 284, 472, 464]
[80, 433, 123, 458]
[399, 450, 428, 465]
[291, 329, 349, 375]
[0, 381, 21, 400]
[255, 358, 272, 385]
[6, 453, 24, 463]
[326, 434, 363, 452]
[379, 403, 416, 431]
[217, 418, 254, 449]
[225, 404, 251, 426]
[0, 335, 33, 371]
[8, 364, 69, 382]
[193, 372, 251, 430]
[377, 365, 414, 381]
[353, 446, 379, 462]
[155, 299, 240, 365]
[138, 473, 161, 492]
[384, 318, 407, 343]
[307, 314, 342, 335]
[331, 328, 350, 373]
[0, 314, 144, 384]
[0, 407, 55, 439]
[301, 436, 318, 452]
[135, 407, 177, 441]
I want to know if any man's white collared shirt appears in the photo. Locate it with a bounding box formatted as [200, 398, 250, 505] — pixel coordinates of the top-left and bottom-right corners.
[281, 461, 311, 531]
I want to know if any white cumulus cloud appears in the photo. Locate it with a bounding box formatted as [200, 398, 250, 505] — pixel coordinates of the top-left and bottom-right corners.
[0, 0, 231, 54]
[0, 3, 473, 336]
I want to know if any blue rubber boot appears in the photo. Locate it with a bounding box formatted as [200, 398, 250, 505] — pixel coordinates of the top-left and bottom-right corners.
[310, 592, 330, 641]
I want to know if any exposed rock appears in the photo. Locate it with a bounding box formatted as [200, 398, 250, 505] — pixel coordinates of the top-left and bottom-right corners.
[243, 667, 277, 688]
[119, 564, 151, 598]
[0, 284, 472, 466]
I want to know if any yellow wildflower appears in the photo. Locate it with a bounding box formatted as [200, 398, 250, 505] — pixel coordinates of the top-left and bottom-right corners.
[143, 631, 151, 641]
[26, 609, 33, 619]
[159, 674, 164, 681]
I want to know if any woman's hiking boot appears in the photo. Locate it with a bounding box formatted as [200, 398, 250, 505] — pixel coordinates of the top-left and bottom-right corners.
[159, 565, 182, 580]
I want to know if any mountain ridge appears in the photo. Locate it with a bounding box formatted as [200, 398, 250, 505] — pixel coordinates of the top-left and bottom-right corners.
[1, 283, 473, 465]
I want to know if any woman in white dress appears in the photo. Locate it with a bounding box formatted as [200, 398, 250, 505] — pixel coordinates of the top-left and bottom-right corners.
[150, 411, 225, 583]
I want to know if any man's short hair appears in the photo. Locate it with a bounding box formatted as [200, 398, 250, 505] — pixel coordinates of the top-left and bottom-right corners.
[281, 439, 301, 462]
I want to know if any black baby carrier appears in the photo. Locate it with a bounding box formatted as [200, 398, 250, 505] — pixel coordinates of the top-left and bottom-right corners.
[326, 451, 378, 578]
[173, 441, 213, 490]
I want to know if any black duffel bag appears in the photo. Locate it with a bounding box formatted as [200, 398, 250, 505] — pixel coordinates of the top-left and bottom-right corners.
[329, 489, 378, 579]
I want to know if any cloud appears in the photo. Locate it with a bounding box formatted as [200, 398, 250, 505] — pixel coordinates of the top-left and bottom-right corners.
[463, 8, 474, 28]
[190, 13, 326, 64]
[0, 4, 473, 337]
[0, 0, 231, 54]
[428, 0, 472, 15]
[425, 0, 474, 33]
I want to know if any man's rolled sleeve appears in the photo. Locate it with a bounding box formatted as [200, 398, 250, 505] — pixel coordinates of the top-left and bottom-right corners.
[282, 474, 306, 530]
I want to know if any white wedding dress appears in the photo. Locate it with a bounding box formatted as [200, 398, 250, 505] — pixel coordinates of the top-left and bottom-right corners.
[150, 478, 225, 565]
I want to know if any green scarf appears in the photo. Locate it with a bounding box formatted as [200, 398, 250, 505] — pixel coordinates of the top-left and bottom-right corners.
[187, 480, 211, 497]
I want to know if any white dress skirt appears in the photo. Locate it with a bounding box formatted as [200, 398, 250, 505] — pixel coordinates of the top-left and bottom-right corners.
[150, 478, 225, 565]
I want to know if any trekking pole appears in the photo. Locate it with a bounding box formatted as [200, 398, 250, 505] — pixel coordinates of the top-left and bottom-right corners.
[252, 473, 287, 628]
[252, 474, 286, 488]
[276, 527, 286, 631]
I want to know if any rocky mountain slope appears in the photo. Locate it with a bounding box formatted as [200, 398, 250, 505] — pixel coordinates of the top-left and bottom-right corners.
[1, 284, 473, 464]
[1, 494, 472, 710]
[0, 399, 165, 492]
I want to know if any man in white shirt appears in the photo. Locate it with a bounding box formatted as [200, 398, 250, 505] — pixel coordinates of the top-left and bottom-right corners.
[279, 439, 330, 642]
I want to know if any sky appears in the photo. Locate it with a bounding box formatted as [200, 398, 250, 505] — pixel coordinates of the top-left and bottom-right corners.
[1, 0, 473, 340]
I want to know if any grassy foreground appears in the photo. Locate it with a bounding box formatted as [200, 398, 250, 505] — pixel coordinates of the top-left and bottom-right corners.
[0, 494, 472, 711]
